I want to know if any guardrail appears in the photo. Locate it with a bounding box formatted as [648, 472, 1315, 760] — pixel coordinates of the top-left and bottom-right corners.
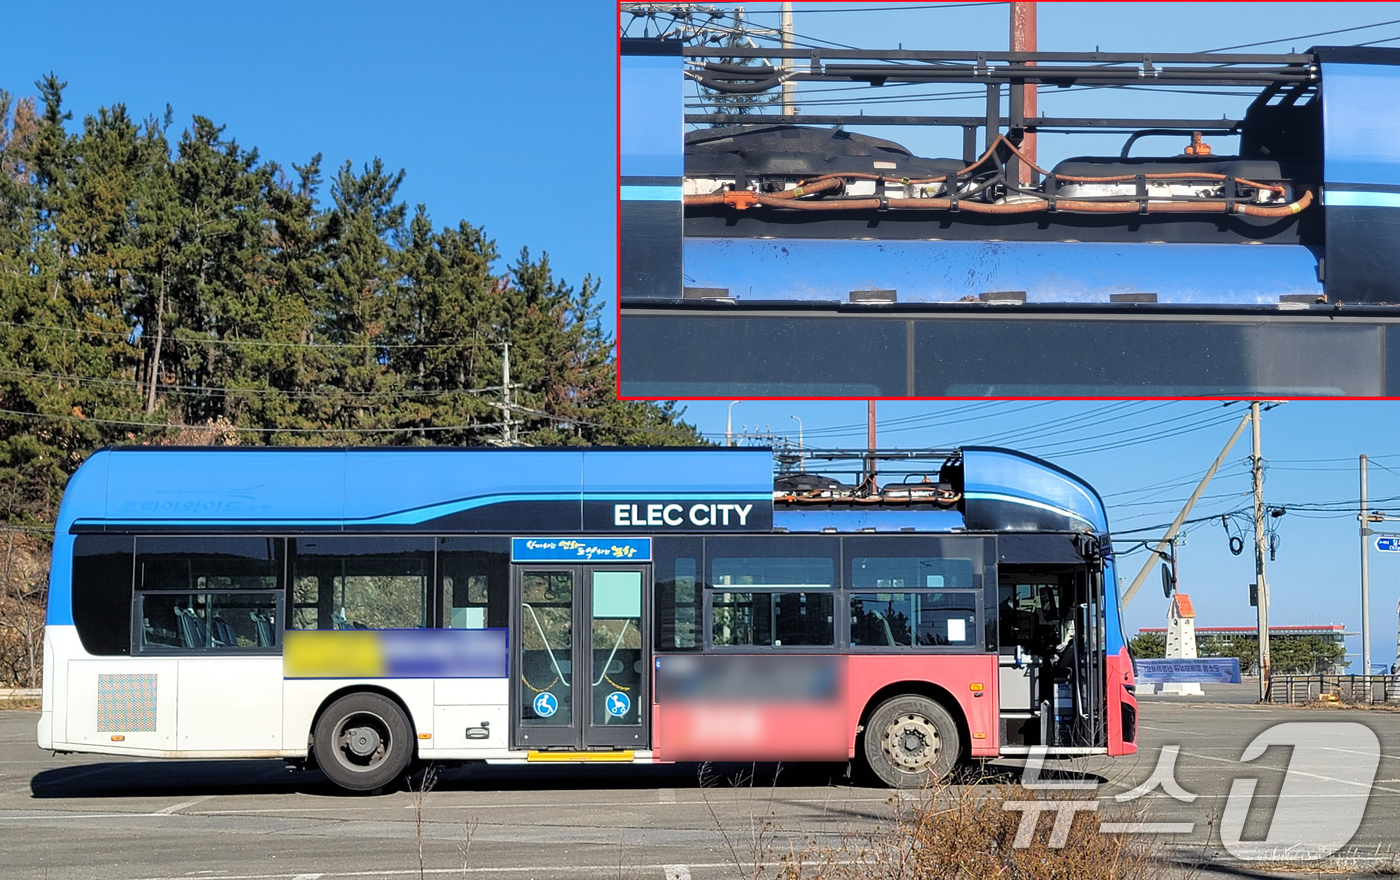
[1267, 675, 1400, 704]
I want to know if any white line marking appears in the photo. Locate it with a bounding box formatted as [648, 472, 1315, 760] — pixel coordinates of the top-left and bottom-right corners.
[120, 863, 747, 880]
[152, 796, 214, 816]
[663, 866, 691, 880]
[188, 795, 891, 815]
[1099, 822, 1195, 834]
[292, 874, 325, 880]
[1184, 750, 1400, 795]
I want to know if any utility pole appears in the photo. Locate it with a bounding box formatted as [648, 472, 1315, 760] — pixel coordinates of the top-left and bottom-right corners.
[781, 2, 795, 116]
[1123, 406, 1253, 604]
[1252, 401, 1271, 701]
[501, 342, 513, 446]
[866, 400, 877, 492]
[1010, 1, 1037, 185]
[1361, 454, 1372, 674]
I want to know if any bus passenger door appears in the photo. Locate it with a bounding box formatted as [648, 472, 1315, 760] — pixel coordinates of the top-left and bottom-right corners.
[512, 564, 650, 751]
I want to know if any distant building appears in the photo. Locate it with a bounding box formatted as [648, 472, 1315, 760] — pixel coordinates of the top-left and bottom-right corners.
[1135, 625, 1352, 674]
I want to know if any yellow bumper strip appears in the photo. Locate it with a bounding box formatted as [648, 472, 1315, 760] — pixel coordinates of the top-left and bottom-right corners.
[527, 750, 635, 762]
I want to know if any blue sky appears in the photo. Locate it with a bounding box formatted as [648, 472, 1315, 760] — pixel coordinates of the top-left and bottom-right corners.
[1, 0, 617, 310]
[8, 3, 1400, 668]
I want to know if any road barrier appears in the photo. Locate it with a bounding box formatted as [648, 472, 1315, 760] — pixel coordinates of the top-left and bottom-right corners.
[1267, 675, 1400, 704]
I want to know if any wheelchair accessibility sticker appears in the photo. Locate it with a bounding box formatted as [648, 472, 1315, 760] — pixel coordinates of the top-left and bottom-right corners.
[533, 692, 558, 718]
[605, 691, 631, 718]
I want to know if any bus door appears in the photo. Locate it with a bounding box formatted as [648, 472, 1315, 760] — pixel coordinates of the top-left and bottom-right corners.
[511, 564, 650, 751]
[998, 562, 1105, 750]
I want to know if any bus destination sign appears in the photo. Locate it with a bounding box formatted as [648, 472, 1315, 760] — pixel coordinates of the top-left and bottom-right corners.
[512, 537, 652, 563]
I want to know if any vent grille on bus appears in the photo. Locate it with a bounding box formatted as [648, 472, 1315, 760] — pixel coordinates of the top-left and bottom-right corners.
[96, 673, 158, 732]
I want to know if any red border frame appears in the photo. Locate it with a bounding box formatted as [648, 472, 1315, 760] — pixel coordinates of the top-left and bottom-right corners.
[613, 0, 1378, 404]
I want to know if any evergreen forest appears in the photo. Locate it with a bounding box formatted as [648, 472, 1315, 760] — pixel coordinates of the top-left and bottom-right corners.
[0, 77, 703, 686]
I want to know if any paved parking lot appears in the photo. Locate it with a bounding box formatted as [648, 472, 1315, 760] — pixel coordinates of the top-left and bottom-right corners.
[2, 696, 1398, 879]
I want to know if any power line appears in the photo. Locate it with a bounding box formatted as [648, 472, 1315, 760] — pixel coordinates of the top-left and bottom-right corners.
[0, 365, 510, 401]
[0, 406, 512, 435]
[1201, 17, 1400, 52]
[0, 320, 478, 350]
[1037, 410, 1246, 459]
[962, 401, 1174, 448]
[775, 3, 1000, 12]
[1102, 459, 1252, 499]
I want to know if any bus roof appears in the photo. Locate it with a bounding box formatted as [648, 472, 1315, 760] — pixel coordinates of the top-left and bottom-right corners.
[55, 446, 1107, 536]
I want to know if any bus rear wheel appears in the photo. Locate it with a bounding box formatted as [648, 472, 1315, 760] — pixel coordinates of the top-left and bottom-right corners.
[313, 692, 414, 793]
[862, 695, 961, 788]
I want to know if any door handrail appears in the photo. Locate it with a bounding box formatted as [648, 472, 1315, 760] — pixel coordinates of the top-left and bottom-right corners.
[592, 619, 632, 687]
[522, 602, 571, 687]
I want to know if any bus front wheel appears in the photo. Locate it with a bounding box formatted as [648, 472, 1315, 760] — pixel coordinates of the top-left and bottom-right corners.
[313, 692, 414, 792]
[862, 695, 961, 788]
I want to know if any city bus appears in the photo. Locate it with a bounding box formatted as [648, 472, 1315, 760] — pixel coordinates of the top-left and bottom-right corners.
[38, 445, 1136, 791]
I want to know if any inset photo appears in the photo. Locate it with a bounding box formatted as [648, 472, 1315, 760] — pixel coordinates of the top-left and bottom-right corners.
[618, 2, 1400, 398]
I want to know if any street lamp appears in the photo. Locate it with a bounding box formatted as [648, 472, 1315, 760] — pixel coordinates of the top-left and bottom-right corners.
[727, 401, 740, 447]
[790, 415, 804, 472]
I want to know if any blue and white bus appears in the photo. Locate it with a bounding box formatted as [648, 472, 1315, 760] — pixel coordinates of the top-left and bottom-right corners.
[39, 446, 1136, 791]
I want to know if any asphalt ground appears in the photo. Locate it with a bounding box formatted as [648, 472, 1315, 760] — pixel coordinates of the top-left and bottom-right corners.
[1, 696, 1398, 880]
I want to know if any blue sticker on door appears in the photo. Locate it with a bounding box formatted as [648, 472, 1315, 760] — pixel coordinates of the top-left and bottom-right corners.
[606, 691, 631, 718]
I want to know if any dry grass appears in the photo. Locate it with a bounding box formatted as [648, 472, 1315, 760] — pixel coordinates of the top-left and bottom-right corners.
[1242, 850, 1400, 875]
[780, 781, 1165, 880]
[0, 695, 39, 711]
[1293, 696, 1400, 713]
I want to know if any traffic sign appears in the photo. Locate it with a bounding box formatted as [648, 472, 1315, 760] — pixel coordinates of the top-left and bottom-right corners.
[1376, 536, 1400, 552]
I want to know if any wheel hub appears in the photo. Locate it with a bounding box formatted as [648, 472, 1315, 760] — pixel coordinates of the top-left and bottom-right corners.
[345, 726, 382, 758]
[883, 713, 940, 771]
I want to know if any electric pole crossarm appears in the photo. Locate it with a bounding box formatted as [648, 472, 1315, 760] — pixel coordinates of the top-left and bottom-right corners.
[1122, 407, 1253, 605]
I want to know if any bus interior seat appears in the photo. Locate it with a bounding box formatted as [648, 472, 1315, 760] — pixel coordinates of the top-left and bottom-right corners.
[211, 618, 236, 647]
[175, 606, 206, 649]
[250, 611, 275, 647]
[869, 609, 898, 647]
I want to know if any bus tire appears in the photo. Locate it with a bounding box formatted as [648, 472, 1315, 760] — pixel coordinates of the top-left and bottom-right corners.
[313, 692, 414, 793]
[862, 694, 961, 788]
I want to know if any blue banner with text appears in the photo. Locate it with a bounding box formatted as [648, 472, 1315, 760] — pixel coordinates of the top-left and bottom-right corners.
[1134, 658, 1242, 684]
[511, 537, 652, 563]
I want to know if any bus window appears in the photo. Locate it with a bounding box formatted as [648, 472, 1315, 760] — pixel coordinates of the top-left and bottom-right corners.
[73, 535, 134, 656]
[137, 591, 280, 651]
[707, 537, 838, 649]
[439, 537, 509, 629]
[842, 536, 985, 591]
[132, 537, 284, 652]
[849, 557, 976, 589]
[711, 592, 835, 648]
[849, 591, 980, 649]
[289, 537, 432, 631]
[654, 537, 702, 651]
[706, 536, 839, 591]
